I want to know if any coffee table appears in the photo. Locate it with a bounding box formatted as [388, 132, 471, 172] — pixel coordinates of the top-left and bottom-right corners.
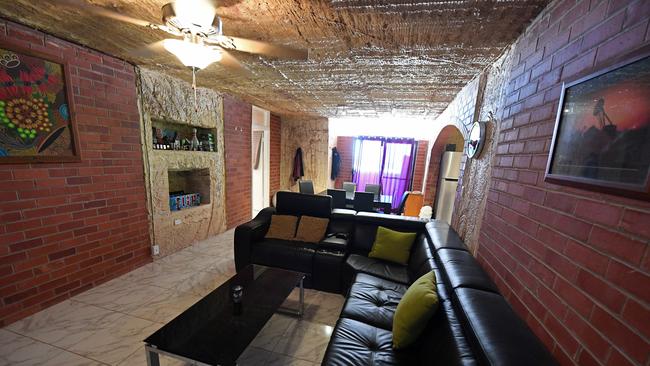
[144, 264, 306, 366]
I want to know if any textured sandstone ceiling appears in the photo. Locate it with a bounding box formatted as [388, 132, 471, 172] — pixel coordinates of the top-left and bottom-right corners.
[0, 0, 550, 118]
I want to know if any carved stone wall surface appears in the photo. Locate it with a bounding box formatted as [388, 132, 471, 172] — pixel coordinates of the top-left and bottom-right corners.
[454, 51, 514, 254]
[280, 116, 329, 193]
[138, 68, 227, 257]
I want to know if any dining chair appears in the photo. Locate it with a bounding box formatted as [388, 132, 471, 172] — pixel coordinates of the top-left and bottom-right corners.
[327, 189, 347, 209]
[403, 192, 424, 217]
[342, 182, 356, 200]
[299, 180, 314, 194]
[353, 191, 374, 212]
[364, 184, 381, 200]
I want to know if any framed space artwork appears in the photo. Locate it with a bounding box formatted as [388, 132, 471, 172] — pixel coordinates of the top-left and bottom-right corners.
[545, 51, 650, 200]
[0, 42, 80, 163]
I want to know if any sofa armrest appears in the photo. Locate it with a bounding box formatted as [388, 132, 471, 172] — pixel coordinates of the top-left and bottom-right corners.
[319, 233, 349, 252]
[234, 207, 275, 271]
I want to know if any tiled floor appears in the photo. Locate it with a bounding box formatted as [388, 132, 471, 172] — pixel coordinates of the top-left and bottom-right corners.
[0, 229, 344, 366]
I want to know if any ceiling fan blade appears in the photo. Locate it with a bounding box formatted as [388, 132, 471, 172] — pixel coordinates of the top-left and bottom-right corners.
[209, 36, 308, 60]
[127, 40, 169, 59]
[217, 50, 251, 76]
[56, 0, 154, 27]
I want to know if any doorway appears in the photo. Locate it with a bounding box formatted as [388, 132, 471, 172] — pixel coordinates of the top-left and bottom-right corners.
[251, 106, 270, 217]
[423, 125, 464, 225]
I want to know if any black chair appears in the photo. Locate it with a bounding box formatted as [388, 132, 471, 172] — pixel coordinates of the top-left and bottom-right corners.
[327, 189, 347, 209]
[396, 191, 410, 215]
[299, 180, 314, 194]
[353, 191, 374, 212]
[364, 183, 381, 200]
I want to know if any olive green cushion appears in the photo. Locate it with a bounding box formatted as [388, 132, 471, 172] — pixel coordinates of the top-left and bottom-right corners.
[368, 226, 417, 265]
[392, 271, 438, 349]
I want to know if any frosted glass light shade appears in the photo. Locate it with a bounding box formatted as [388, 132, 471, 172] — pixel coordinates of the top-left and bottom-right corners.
[163, 39, 222, 69]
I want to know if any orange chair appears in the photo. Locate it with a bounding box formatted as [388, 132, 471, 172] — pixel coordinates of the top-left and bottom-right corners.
[397, 191, 424, 217]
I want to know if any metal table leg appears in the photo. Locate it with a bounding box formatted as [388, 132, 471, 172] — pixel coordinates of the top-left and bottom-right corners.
[145, 345, 160, 366]
[278, 275, 306, 318]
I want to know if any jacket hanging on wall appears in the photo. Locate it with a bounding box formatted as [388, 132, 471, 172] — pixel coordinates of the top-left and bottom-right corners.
[331, 147, 341, 180]
[292, 147, 304, 182]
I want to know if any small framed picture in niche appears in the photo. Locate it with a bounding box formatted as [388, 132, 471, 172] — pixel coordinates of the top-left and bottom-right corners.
[0, 42, 80, 163]
[545, 51, 650, 200]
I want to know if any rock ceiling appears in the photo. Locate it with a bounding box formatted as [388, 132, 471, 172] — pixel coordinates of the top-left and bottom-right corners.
[0, 0, 550, 118]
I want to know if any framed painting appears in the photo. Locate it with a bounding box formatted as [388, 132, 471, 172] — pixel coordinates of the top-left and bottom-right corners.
[0, 42, 80, 163]
[545, 51, 650, 200]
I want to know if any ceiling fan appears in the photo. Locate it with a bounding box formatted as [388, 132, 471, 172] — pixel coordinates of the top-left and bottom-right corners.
[57, 0, 309, 71]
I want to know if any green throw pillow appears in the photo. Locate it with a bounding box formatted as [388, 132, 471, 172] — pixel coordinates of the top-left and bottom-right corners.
[368, 226, 417, 265]
[392, 271, 438, 349]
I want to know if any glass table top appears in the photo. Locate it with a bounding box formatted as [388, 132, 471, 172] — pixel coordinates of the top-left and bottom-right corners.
[144, 265, 304, 366]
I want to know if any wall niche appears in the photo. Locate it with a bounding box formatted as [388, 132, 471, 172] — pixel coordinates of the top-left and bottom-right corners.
[138, 68, 226, 257]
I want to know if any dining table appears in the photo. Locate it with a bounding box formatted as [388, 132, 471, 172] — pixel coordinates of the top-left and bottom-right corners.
[320, 190, 393, 214]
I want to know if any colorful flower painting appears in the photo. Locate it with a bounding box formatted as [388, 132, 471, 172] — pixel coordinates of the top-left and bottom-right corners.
[0, 45, 79, 163]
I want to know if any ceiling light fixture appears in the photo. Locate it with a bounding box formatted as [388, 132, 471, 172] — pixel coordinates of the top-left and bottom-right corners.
[163, 37, 222, 70]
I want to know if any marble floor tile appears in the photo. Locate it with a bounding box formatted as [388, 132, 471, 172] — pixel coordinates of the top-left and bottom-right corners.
[128, 289, 202, 324]
[73, 280, 169, 315]
[122, 262, 196, 290]
[237, 346, 273, 366]
[202, 256, 237, 276]
[7, 300, 124, 349]
[302, 292, 346, 327]
[0, 330, 102, 366]
[67, 313, 160, 365]
[273, 320, 334, 363]
[170, 270, 231, 298]
[117, 345, 188, 366]
[250, 314, 295, 352]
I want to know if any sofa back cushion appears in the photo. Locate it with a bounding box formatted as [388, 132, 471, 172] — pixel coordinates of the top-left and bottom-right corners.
[351, 213, 426, 255]
[408, 234, 437, 280]
[294, 216, 329, 243]
[276, 191, 332, 218]
[265, 215, 298, 240]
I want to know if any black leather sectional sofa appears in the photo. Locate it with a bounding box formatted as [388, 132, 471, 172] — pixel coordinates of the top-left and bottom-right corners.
[234, 192, 556, 365]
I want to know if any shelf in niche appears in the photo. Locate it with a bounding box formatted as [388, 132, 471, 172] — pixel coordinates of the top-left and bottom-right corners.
[152, 119, 216, 153]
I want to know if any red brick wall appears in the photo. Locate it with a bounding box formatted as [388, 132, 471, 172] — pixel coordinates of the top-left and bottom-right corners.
[0, 21, 151, 326]
[477, 1, 650, 364]
[223, 95, 252, 228]
[270, 113, 281, 199]
[411, 140, 429, 191]
[334, 136, 355, 188]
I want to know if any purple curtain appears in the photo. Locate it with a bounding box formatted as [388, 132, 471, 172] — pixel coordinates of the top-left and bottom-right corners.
[352, 138, 382, 191]
[352, 137, 416, 207]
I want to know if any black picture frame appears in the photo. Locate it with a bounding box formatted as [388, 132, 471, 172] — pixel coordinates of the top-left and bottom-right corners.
[545, 51, 650, 200]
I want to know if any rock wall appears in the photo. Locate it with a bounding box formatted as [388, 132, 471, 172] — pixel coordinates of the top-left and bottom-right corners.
[137, 68, 227, 257]
[280, 116, 329, 193]
[452, 51, 514, 253]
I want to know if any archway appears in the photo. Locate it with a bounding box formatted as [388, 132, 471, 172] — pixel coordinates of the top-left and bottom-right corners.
[423, 125, 464, 218]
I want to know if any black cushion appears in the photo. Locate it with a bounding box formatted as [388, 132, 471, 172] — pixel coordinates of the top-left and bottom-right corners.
[275, 191, 332, 218]
[250, 239, 315, 274]
[346, 254, 409, 284]
[416, 291, 478, 366]
[322, 318, 417, 366]
[426, 222, 469, 251]
[436, 249, 498, 293]
[340, 273, 407, 330]
[455, 287, 558, 366]
[407, 234, 437, 279]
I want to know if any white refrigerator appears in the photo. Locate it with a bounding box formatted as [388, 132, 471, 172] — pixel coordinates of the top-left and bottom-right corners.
[435, 151, 462, 225]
